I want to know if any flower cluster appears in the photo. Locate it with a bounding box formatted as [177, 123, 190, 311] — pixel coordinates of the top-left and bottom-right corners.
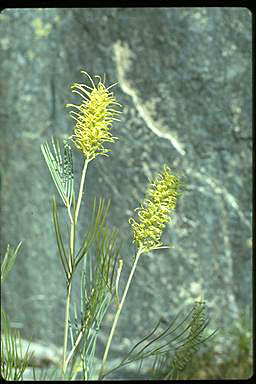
[129, 165, 180, 253]
[66, 71, 122, 161]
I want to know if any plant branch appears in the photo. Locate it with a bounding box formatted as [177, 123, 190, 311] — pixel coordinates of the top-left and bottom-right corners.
[62, 158, 90, 377]
[62, 281, 72, 376]
[75, 158, 90, 224]
[65, 327, 84, 370]
[98, 247, 143, 379]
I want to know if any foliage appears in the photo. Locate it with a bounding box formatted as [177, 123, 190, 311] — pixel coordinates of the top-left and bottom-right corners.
[1, 70, 218, 380]
[1, 243, 34, 380]
[183, 311, 252, 379]
[102, 300, 217, 380]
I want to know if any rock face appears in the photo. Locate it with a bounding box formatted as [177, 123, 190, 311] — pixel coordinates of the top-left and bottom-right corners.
[0, 8, 252, 379]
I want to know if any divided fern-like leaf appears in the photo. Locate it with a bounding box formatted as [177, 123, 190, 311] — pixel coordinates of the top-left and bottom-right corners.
[1, 242, 32, 380]
[75, 198, 110, 269]
[152, 300, 218, 380]
[67, 198, 122, 380]
[41, 137, 74, 208]
[1, 308, 33, 380]
[102, 300, 217, 380]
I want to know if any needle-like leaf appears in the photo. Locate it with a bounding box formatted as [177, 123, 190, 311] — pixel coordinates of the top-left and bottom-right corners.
[1, 308, 33, 380]
[52, 196, 71, 280]
[67, 199, 122, 380]
[1, 242, 22, 284]
[74, 198, 111, 270]
[41, 137, 74, 208]
[102, 301, 216, 379]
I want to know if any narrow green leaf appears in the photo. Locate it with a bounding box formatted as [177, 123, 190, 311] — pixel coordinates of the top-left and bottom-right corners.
[75, 198, 111, 269]
[52, 196, 71, 279]
[101, 302, 216, 379]
[1, 241, 22, 284]
[1, 308, 33, 380]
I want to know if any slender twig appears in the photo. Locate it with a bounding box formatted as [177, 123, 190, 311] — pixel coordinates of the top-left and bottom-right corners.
[67, 202, 74, 224]
[65, 327, 84, 369]
[62, 158, 90, 377]
[75, 158, 90, 224]
[62, 217, 75, 376]
[114, 259, 123, 308]
[98, 247, 143, 379]
[62, 281, 72, 376]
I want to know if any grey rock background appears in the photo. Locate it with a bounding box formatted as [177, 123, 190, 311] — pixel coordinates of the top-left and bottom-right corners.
[0, 8, 252, 379]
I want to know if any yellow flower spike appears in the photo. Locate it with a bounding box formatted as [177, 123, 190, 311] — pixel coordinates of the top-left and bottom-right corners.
[129, 165, 181, 253]
[66, 71, 122, 161]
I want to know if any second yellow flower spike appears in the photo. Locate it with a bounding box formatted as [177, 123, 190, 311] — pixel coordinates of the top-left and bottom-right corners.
[129, 166, 181, 253]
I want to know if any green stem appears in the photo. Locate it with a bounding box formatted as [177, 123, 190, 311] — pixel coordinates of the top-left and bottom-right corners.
[75, 158, 90, 224]
[62, 281, 72, 376]
[65, 326, 84, 370]
[62, 217, 75, 377]
[98, 247, 143, 379]
[62, 158, 90, 377]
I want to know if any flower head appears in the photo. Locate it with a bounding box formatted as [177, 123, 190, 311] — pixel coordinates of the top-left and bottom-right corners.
[129, 165, 181, 253]
[66, 71, 122, 161]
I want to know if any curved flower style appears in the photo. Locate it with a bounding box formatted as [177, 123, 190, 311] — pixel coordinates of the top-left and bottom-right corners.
[66, 71, 122, 161]
[129, 165, 181, 253]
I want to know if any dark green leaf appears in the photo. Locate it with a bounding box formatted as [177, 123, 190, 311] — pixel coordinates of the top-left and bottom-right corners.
[1, 308, 33, 380]
[52, 196, 71, 280]
[74, 198, 111, 270]
[102, 301, 216, 379]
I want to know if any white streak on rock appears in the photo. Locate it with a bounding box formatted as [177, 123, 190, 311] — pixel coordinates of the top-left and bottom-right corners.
[113, 40, 185, 156]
